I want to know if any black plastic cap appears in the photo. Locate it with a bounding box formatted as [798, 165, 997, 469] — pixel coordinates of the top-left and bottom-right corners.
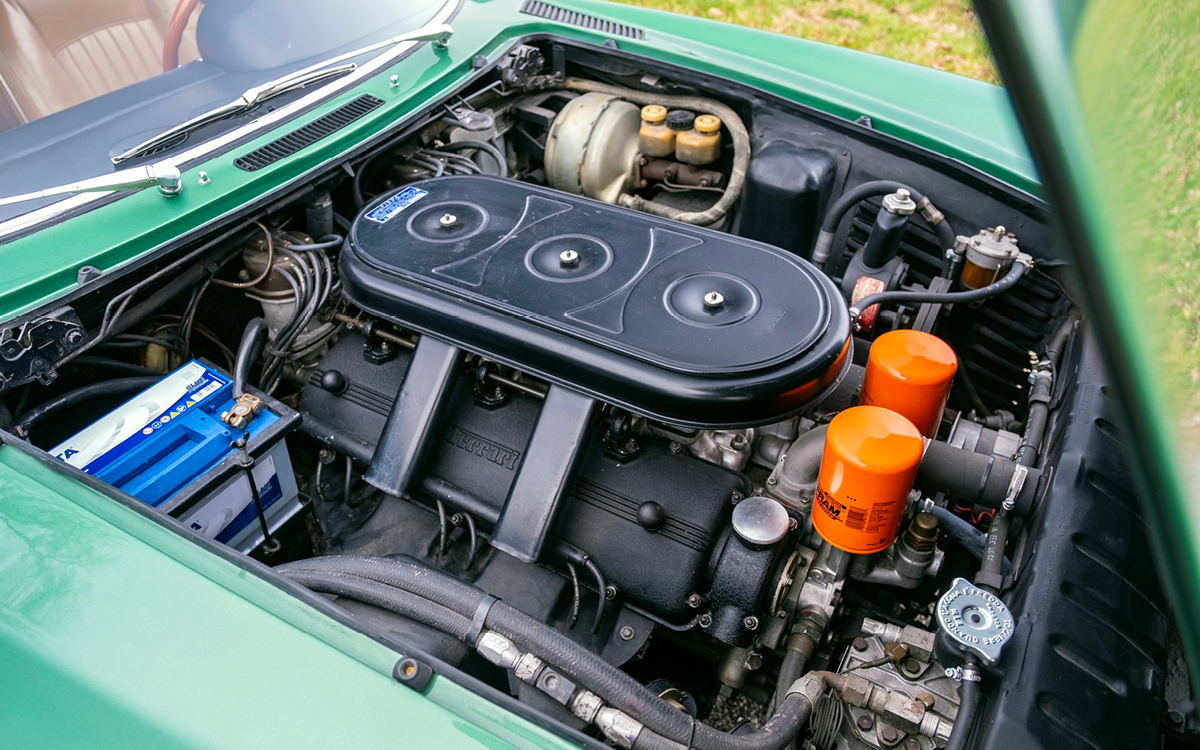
[393, 656, 434, 692]
[319, 369, 348, 394]
[665, 109, 696, 131]
[637, 500, 666, 530]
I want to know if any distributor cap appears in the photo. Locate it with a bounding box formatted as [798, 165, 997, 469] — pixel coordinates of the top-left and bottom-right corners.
[935, 577, 1014, 665]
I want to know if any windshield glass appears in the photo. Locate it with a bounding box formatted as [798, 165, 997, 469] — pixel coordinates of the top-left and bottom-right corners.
[0, 0, 447, 222]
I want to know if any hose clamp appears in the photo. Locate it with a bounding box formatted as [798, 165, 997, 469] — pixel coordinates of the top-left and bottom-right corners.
[1002, 465, 1028, 513]
[915, 196, 945, 226]
[944, 664, 982, 682]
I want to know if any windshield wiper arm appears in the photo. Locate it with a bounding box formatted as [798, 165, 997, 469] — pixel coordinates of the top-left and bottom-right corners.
[111, 22, 454, 166]
[0, 162, 183, 208]
[111, 64, 357, 165]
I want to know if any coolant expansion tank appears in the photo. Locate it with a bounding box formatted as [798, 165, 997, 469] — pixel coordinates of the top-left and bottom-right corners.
[813, 405, 924, 554]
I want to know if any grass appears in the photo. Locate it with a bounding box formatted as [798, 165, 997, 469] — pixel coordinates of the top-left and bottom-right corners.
[1074, 0, 1200, 418]
[607, 0, 999, 82]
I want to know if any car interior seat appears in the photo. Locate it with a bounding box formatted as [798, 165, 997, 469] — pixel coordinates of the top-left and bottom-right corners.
[0, 0, 200, 130]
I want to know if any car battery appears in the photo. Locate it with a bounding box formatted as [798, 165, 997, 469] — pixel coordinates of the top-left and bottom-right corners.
[49, 360, 303, 553]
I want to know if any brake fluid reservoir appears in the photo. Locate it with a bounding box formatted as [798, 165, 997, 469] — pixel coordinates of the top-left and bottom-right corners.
[813, 406, 924, 554]
[676, 114, 722, 165]
[638, 105, 676, 157]
[859, 329, 957, 438]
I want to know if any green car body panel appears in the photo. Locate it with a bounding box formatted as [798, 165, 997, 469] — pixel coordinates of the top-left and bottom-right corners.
[3, 0, 1196, 745]
[0, 436, 577, 749]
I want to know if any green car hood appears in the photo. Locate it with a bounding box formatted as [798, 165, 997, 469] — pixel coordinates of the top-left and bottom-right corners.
[972, 0, 1200, 684]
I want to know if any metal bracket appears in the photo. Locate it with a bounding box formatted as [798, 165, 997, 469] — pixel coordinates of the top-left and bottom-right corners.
[912, 276, 955, 333]
[440, 96, 495, 132]
[0, 306, 86, 391]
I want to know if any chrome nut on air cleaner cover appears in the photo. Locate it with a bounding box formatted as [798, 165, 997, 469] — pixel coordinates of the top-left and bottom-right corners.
[935, 578, 1014, 665]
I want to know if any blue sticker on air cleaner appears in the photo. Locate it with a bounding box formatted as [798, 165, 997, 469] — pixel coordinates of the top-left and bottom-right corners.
[365, 187, 428, 224]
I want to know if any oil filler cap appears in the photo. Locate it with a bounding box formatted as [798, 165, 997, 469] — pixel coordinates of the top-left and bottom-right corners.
[935, 577, 1014, 665]
[732, 496, 790, 547]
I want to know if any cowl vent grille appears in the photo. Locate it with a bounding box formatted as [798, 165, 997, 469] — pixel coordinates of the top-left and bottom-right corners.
[519, 0, 646, 39]
[234, 94, 385, 172]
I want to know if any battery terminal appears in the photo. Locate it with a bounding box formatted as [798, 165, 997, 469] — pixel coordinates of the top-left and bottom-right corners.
[221, 393, 265, 430]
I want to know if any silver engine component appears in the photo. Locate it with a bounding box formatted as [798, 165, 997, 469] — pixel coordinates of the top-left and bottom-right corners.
[848, 509, 945, 589]
[684, 427, 758, 471]
[834, 622, 960, 750]
[765, 423, 827, 512]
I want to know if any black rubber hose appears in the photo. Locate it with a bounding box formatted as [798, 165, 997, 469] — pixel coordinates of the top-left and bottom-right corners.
[771, 612, 825, 713]
[1044, 313, 1078, 367]
[278, 555, 791, 750]
[976, 510, 1011, 594]
[929, 505, 1012, 575]
[584, 558, 607, 634]
[773, 650, 810, 711]
[945, 663, 981, 750]
[820, 181, 913, 235]
[975, 312, 1056, 592]
[234, 318, 269, 397]
[1015, 367, 1054, 467]
[812, 180, 956, 268]
[916, 440, 1041, 515]
[281, 569, 473, 641]
[352, 152, 385, 209]
[850, 259, 1029, 326]
[278, 555, 488, 616]
[297, 413, 373, 462]
[15, 376, 161, 438]
[436, 140, 508, 178]
[631, 695, 814, 750]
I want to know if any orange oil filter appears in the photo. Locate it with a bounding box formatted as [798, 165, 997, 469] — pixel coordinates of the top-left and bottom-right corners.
[812, 405, 924, 554]
[859, 329, 957, 438]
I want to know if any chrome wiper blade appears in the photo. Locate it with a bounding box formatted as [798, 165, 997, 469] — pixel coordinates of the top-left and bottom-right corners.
[111, 64, 357, 165]
[110, 22, 453, 166]
[0, 162, 183, 207]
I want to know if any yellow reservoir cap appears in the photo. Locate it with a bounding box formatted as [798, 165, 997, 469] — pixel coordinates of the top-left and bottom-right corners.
[813, 405, 924, 554]
[641, 105, 667, 124]
[860, 329, 957, 438]
[695, 114, 722, 134]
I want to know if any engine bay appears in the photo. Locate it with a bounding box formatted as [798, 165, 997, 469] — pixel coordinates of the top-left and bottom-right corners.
[0, 37, 1183, 750]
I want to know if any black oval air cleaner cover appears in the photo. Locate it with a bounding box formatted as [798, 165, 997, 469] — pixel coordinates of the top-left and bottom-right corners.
[341, 175, 850, 427]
